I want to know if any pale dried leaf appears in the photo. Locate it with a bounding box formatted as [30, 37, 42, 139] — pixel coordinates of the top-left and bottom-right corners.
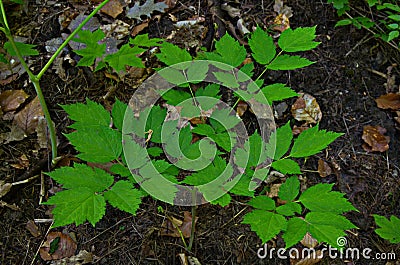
[317, 159, 332, 178]
[26, 220, 41, 237]
[0, 181, 12, 198]
[274, 0, 293, 17]
[35, 116, 50, 149]
[272, 13, 290, 32]
[0, 89, 29, 112]
[362, 125, 390, 152]
[53, 250, 94, 265]
[375, 93, 400, 110]
[101, 0, 125, 18]
[300, 232, 319, 248]
[160, 211, 198, 238]
[100, 20, 130, 39]
[131, 21, 149, 36]
[292, 250, 323, 265]
[126, 0, 168, 20]
[3, 124, 26, 143]
[40, 232, 77, 261]
[11, 154, 29, 169]
[236, 101, 248, 117]
[291, 93, 322, 124]
[267, 183, 281, 198]
[13, 96, 44, 134]
[0, 200, 20, 210]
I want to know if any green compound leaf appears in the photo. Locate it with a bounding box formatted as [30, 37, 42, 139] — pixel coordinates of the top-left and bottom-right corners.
[283, 217, 307, 248]
[306, 212, 357, 231]
[267, 54, 314, 70]
[192, 124, 232, 152]
[290, 124, 343, 158]
[213, 71, 239, 88]
[276, 202, 302, 216]
[146, 105, 167, 143]
[104, 181, 144, 215]
[227, 174, 255, 197]
[272, 159, 301, 175]
[261, 83, 298, 104]
[66, 128, 122, 163]
[210, 107, 241, 130]
[204, 33, 246, 67]
[111, 98, 127, 131]
[156, 42, 192, 66]
[110, 163, 131, 177]
[278, 176, 300, 201]
[147, 146, 163, 157]
[195, 84, 221, 99]
[210, 193, 231, 207]
[240, 62, 255, 78]
[46, 163, 113, 192]
[373, 215, 400, 243]
[299, 183, 358, 213]
[62, 98, 111, 129]
[104, 44, 146, 72]
[247, 195, 276, 211]
[129, 33, 163, 47]
[242, 210, 286, 244]
[73, 29, 106, 66]
[249, 26, 276, 65]
[265, 121, 292, 160]
[278, 26, 320, 52]
[183, 155, 226, 186]
[4, 41, 39, 56]
[162, 89, 191, 105]
[44, 188, 106, 227]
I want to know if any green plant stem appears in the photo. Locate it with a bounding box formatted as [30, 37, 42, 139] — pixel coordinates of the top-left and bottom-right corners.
[37, 0, 110, 80]
[187, 188, 198, 252]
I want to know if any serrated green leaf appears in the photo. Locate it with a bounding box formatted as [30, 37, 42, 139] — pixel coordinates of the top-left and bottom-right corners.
[73, 29, 105, 46]
[46, 164, 113, 192]
[247, 196, 276, 211]
[249, 26, 276, 64]
[276, 202, 302, 216]
[262, 83, 298, 104]
[278, 176, 300, 201]
[158, 67, 187, 86]
[299, 183, 358, 213]
[156, 42, 192, 66]
[44, 187, 106, 227]
[306, 212, 357, 231]
[267, 55, 314, 70]
[335, 19, 353, 27]
[204, 33, 246, 67]
[278, 26, 320, 52]
[112, 98, 127, 131]
[147, 146, 163, 157]
[62, 99, 111, 128]
[240, 63, 255, 78]
[227, 174, 255, 197]
[129, 33, 163, 47]
[122, 134, 149, 169]
[110, 163, 131, 177]
[265, 121, 292, 160]
[162, 89, 191, 105]
[195, 84, 221, 99]
[104, 181, 143, 215]
[242, 210, 286, 244]
[146, 105, 167, 143]
[210, 107, 241, 130]
[214, 71, 239, 88]
[183, 156, 226, 185]
[192, 124, 215, 136]
[66, 128, 122, 163]
[272, 159, 301, 175]
[186, 60, 209, 82]
[306, 223, 347, 249]
[373, 215, 400, 243]
[74, 43, 106, 67]
[104, 44, 145, 72]
[283, 217, 307, 248]
[210, 193, 231, 207]
[4, 41, 39, 56]
[290, 125, 343, 158]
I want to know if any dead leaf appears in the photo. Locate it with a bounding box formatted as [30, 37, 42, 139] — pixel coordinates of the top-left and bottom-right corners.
[26, 220, 41, 237]
[300, 232, 318, 248]
[272, 13, 290, 32]
[0, 181, 12, 198]
[362, 125, 390, 152]
[160, 211, 198, 238]
[39, 231, 77, 261]
[101, 0, 124, 18]
[267, 183, 281, 198]
[1, 124, 27, 143]
[291, 250, 323, 265]
[292, 124, 310, 135]
[375, 93, 400, 110]
[126, 0, 168, 20]
[0, 200, 20, 210]
[317, 159, 332, 178]
[0, 89, 29, 112]
[236, 101, 248, 117]
[131, 21, 149, 37]
[11, 154, 30, 169]
[13, 96, 44, 134]
[52, 250, 94, 265]
[0, 73, 18, 86]
[291, 93, 322, 124]
[35, 116, 50, 149]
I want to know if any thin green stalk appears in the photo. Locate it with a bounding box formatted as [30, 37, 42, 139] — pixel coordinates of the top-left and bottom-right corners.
[187, 188, 198, 252]
[37, 0, 110, 80]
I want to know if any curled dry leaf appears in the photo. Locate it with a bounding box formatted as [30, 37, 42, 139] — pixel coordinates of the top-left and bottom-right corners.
[317, 159, 332, 178]
[362, 125, 390, 152]
[39, 231, 77, 261]
[375, 93, 400, 110]
[291, 93, 322, 124]
[0, 89, 29, 112]
[160, 211, 198, 238]
[13, 96, 44, 134]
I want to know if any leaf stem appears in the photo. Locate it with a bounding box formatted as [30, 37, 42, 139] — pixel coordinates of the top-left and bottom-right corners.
[36, 0, 111, 80]
[255, 50, 284, 82]
[187, 189, 197, 252]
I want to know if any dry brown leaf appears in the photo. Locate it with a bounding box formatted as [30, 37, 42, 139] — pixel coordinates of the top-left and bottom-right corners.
[13, 96, 44, 134]
[160, 211, 198, 238]
[0, 89, 29, 112]
[362, 125, 390, 152]
[131, 21, 149, 37]
[375, 93, 400, 110]
[272, 13, 290, 32]
[35, 116, 50, 149]
[291, 93, 322, 124]
[2, 124, 26, 143]
[39, 231, 77, 261]
[0, 181, 12, 198]
[292, 124, 310, 135]
[300, 232, 319, 248]
[291, 250, 323, 265]
[52, 250, 94, 265]
[100, 0, 124, 18]
[236, 101, 248, 117]
[0, 73, 18, 86]
[11, 154, 30, 169]
[26, 220, 41, 237]
[0, 200, 19, 210]
[317, 159, 332, 178]
[267, 183, 281, 198]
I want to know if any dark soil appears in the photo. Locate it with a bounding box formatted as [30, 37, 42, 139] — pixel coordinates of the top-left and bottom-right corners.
[1, 0, 400, 265]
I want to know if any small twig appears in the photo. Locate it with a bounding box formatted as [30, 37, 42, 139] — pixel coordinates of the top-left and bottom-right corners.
[29, 221, 54, 265]
[345, 35, 372, 57]
[367, 68, 387, 79]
